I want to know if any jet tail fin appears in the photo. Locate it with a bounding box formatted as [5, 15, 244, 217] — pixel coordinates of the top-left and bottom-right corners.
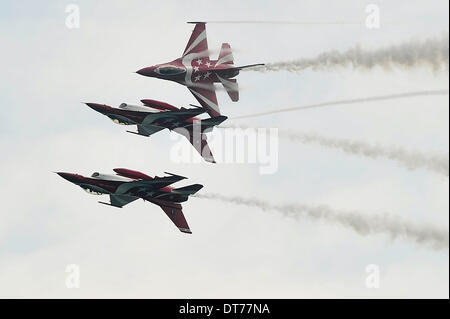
[148, 199, 192, 234]
[159, 204, 192, 234]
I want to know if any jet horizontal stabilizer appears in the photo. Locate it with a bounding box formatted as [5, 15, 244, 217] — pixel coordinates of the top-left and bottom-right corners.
[163, 172, 187, 179]
[153, 184, 202, 203]
[217, 43, 234, 66]
[198, 115, 228, 132]
[171, 184, 203, 195]
[98, 201, 121, 208]
[126, 130, 142, 135]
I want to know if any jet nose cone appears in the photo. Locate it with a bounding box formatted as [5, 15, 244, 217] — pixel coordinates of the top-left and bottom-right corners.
[56, 172, 81, 184]
[136, 67, 153, 76]
[85, 103, 106, 111]
[85, 102, 97, 108]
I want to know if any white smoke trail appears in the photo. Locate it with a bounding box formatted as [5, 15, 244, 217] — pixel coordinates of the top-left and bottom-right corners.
[279, 131, 449, 176]
[230, 90, 449, 119]
[196, 193, 449, 250]
[221, 125, 449, 176]
[249, 33, 449, 72]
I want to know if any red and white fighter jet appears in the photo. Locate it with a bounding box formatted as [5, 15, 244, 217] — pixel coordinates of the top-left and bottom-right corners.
[136, 22, 264, 117]
[57, 168, 202, 234]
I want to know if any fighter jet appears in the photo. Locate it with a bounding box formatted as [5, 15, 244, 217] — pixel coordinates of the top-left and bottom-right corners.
[85, 99, 227, 163]
[57, 168, 202, 234]
[136, 22, 264, 117]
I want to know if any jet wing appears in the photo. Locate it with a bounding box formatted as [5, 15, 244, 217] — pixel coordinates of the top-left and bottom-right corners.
[135, 124, 165, 137]
[183, 22, 209, 59]
[188, 85, 221, 117]
[99, 194, 139, 208]
[144, 175, 187, 188]
[115, 175, 187, 197]
[148, 198, 192, 234]
[126, 124, 165, 137]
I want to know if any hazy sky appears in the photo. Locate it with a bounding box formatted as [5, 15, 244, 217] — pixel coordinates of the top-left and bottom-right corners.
[0, 0, 448, 298]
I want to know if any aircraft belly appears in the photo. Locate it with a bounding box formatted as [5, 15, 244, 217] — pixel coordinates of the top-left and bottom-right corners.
[79, 183, 110, 194]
